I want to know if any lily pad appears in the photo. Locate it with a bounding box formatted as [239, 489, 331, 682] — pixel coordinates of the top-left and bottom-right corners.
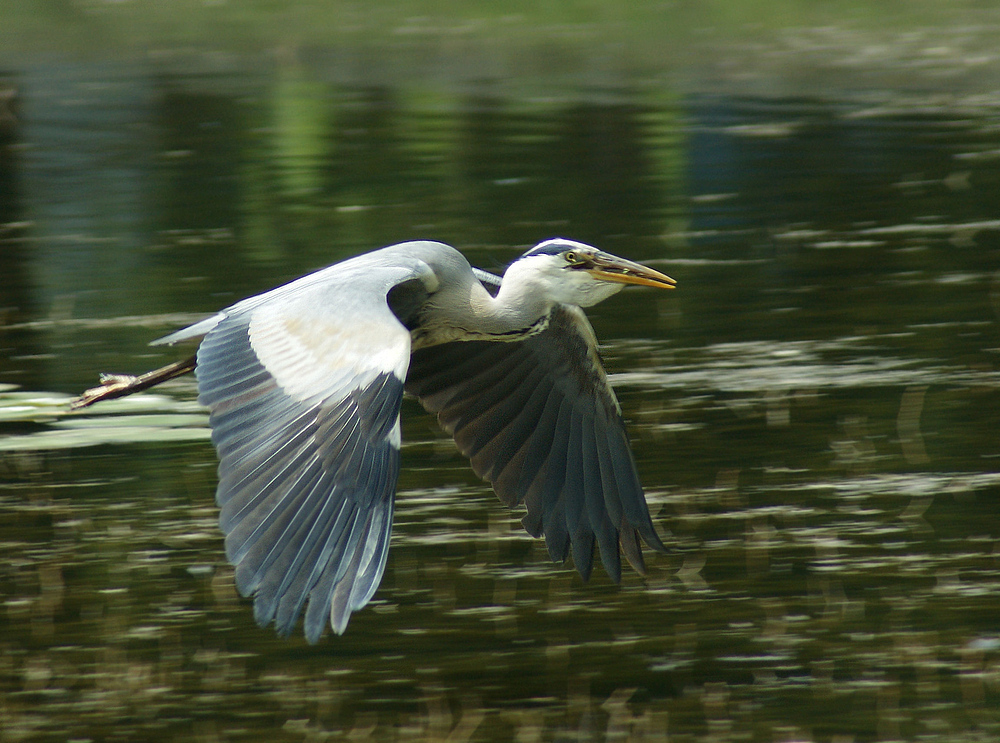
[0, 387, 210, 451]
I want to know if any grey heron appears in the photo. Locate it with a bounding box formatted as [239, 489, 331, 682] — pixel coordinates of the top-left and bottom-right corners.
[74, 238, 676, 642]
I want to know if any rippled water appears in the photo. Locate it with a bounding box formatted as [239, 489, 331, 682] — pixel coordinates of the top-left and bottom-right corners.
[2, 21, 1000, 742]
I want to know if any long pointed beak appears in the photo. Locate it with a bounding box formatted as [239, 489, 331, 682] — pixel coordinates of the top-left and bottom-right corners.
[586, 252, 677, 289]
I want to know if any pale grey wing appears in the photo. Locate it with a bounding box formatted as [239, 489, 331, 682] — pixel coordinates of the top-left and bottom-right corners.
[194, 258, 426, 643]
[405, 304, 666, 583]
[152, 312, 226, 346]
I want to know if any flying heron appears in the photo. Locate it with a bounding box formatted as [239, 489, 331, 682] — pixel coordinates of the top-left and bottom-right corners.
[74, 238, 677, 642]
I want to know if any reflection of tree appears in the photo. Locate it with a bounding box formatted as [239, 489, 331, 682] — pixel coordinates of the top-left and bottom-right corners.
[143, 77, 683, 307]
[323, 86, 424, 251]
[547, 102, 660, 247]
[0, 82, 41, 388]
[0, 82, 28, 317]
[157, 87, 243, 234]
[455, 95, 551, 251]
[328, 87, 407, 197]
[151, 84, 252, 308]
[151, 82, 292, 307]
[455, 97, 668, 257]
[684, 98, 1000, 356]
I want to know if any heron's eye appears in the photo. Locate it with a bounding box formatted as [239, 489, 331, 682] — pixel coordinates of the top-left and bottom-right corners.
[564, 251, 578, 264]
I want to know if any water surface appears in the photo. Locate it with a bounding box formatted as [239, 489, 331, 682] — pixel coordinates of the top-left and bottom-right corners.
[2, 18, 1000, 742]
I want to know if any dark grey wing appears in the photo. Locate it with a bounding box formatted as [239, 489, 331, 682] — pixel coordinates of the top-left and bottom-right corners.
[405, 304, 666, 582]
[192, 255, 429, 642]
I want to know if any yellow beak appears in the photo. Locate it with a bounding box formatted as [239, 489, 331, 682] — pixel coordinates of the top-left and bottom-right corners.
[586, 252, 677, 289]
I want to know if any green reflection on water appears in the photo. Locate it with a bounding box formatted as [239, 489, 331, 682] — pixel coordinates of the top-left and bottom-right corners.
[1, 53, 1000, 742]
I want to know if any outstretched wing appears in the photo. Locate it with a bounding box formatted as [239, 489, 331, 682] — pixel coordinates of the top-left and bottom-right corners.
[188, 251, 437, 642]
[405, 303, 666, 583]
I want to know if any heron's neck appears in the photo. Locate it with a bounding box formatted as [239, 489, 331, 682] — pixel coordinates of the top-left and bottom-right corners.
[467, 275, 553, 337]
[414, 260, 557, 348]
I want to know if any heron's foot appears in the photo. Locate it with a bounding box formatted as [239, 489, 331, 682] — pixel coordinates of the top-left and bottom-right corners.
[71, 374, 142, 410]
[70, 354, 198, 411]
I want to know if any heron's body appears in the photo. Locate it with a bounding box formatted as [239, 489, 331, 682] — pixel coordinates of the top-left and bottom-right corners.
[77, 239, 675, 642]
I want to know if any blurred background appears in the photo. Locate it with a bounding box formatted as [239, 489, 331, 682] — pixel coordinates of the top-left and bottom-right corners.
[2, 2, 1000, 741]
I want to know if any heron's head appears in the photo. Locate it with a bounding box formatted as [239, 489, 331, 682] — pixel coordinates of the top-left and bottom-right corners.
[508, 238, 676, 307]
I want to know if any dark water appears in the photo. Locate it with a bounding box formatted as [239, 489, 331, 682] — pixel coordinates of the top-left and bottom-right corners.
[2, 50, 1000, 742]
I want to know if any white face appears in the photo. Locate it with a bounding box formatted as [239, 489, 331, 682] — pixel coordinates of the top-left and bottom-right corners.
[504, 251, 626, 308]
